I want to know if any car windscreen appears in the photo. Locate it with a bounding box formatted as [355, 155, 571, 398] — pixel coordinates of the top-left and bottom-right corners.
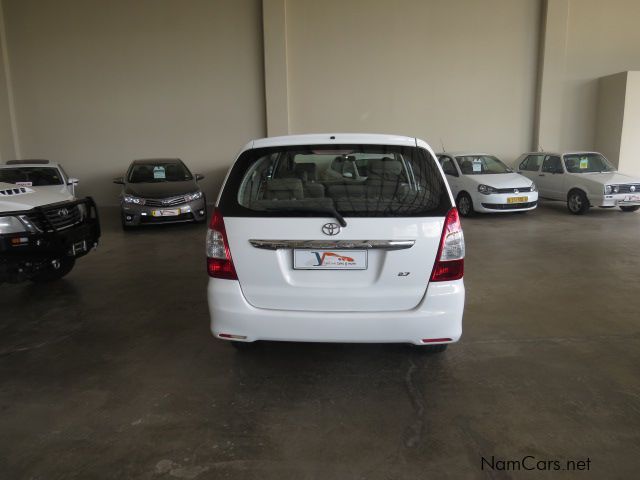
[455, 155, 512, 175]
[564, 153, 615, 173]
[127, 162, 193, 183]
[219, 144, 451, 218]
[0, 167, 64, 186]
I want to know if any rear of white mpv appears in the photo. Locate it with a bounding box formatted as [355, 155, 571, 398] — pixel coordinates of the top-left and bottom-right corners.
[206, 134, 465, 350]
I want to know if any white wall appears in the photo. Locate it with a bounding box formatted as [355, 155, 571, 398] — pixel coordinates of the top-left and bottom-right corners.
[595, 72, 627, 167]
[618, 72, 640, 177]
[2, 0, 265, 204]
[285, 0, 541, 164]
[560, 0, 640, 151]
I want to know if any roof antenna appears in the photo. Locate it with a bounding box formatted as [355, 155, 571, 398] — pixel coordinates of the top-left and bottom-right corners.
[440, 138, 446, 153]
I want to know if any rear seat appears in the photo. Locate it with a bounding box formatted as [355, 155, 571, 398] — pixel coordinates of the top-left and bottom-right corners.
[264, 178, 304, 200]
[294, 163, 325, 198]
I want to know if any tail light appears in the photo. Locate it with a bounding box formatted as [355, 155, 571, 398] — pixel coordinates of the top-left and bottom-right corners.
[430, 208, 465, 282]
[206, 208, 238, 279]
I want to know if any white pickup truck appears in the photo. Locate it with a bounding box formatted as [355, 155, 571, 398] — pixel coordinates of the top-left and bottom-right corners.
[0, 182, 100, 283]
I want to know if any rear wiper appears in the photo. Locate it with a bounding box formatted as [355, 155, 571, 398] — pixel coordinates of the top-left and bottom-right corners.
[265, 205, 347, 227]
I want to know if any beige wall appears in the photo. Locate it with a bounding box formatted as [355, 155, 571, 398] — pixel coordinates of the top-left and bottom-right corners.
[285, 0, 541, 164]
[595, 72, 627, 167]
[0, 1, 16, 162]
[559, 0, 640, 151]
[2, 0, 265, 204]
[618, 72, 640, 177]
[3, 0, 640, 204]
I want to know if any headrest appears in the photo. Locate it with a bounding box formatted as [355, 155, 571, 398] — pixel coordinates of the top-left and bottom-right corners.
[368, 157, 402, 177]
[294, 163, 317, 180]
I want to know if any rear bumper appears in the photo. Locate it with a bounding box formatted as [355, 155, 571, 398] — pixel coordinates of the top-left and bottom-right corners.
[207, 279, 464, 345]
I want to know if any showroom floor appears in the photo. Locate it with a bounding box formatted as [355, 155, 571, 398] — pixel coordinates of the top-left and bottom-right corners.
[1, 203, 639, 479]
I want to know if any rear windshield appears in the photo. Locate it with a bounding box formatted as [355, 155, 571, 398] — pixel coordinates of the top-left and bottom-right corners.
[0, 167, 63, 186]
[127, 161, 192, 183]
[219, 145, 451, 217]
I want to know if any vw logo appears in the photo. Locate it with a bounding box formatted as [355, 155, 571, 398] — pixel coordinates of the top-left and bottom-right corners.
[631, 186, 637, 192]
[57, 208, 69, 217]
[322, 223, 341, 236]
[514, 189, 519, 194]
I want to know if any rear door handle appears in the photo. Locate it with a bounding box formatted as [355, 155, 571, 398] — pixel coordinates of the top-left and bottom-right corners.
[539, 174, 545, 177]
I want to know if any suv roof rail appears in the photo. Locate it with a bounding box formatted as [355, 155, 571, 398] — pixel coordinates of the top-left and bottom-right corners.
[6, 159, 51, 165]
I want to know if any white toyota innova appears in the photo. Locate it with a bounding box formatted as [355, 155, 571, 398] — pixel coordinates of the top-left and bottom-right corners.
[206, 134, 465, 351]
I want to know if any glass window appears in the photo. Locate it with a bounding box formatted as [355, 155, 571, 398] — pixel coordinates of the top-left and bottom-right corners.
[520, 154, 544, 172]
[454, 155, 512, 175]
[563, 153, 615, 173]
[221, 144, 451, 218]
[0, 167, 64, 186]
[541, 156, 563, 173]
[440, 157, 458, 176]
[127, 160, 193, 183]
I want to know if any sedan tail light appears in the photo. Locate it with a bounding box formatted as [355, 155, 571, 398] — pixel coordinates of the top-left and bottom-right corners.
[430, 208, 465, 282]
[206, 208, 238, 280]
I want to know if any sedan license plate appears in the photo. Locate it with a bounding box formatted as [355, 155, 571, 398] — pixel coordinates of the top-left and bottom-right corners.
[624, 195, 640, 203]
[293, 249, 367, 270]
[152, 209, 180, 217]
[507, 196, 528, 204]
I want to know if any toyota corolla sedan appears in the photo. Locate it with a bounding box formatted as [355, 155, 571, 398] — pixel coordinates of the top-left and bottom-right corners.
[436, 153, 538, 217]
[515, 151, 640, 214]
[207, 134, 465, 351]
[114, 158, 206, 229]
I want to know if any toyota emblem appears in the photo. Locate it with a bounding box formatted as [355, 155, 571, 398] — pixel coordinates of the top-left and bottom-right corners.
[58, 208, 69, 217]
[322, 223, 341, 236]
[631, 186, 637, 192]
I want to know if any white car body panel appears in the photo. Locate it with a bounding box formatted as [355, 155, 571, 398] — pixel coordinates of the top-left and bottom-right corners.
[226, 216, 444, 312]
[516, 151, 640, 206]
[438, 153, 538, 213]
[208, 133, 464, 344]
[0, 182, 73, 212]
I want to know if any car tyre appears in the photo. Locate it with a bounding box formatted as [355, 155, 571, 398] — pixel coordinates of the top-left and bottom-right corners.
[31, 256, 76, 282]
[620, 206, 640, 212]
[457, 192, 475, 217]
[567, 190, 589, 215]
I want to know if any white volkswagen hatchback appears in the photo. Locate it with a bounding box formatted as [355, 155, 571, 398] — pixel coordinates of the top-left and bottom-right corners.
[207, 134, 465, 351]
[515, 151, 640, 214]
[436, 153, 538, 217]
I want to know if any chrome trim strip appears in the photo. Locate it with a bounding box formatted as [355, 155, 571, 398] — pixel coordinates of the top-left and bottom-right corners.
[249, 240, 415, 251]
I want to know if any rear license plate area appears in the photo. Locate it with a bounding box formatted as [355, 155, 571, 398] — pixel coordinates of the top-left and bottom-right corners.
[293, 249, 367, 270]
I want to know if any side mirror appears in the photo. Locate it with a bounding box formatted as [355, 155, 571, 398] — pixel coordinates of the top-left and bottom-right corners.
[195, 173, 205, 181]
[67, 177, 79, 185]
[113, 177, 125, 185]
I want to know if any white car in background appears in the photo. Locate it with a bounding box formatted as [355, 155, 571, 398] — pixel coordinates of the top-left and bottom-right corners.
[207, 134, 465, 351]
[0, 159, 79, 199]
[515, 151, 640, 214]
[436, 153, 538, 217]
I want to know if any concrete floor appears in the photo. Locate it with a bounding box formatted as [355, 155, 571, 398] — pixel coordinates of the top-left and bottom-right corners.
[1, 202, 640, 479]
